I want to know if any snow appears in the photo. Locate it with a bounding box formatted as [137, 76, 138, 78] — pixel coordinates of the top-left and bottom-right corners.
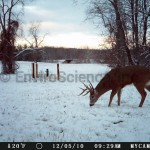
[0, 61, 150, 142]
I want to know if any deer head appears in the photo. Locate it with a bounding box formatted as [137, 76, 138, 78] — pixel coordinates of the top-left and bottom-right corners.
[79, 80, 99, 106]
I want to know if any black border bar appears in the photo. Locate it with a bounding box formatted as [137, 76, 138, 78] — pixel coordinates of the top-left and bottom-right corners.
[0, 142, 150, 150]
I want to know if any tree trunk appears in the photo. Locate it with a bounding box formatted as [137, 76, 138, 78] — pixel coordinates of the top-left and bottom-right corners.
[142, 16, 148, 46]
[1, 33, 15, 74]
[130, 0, 135, 47]
[110, 0, 133, 66]
[135, 0, 140, 64]
[142, 0, 148, 46]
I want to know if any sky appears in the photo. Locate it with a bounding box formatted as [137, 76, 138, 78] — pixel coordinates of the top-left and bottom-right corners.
[19, 0, 105, 49]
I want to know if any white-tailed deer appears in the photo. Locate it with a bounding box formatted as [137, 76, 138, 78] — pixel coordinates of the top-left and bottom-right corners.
[79, 66, 150, 107]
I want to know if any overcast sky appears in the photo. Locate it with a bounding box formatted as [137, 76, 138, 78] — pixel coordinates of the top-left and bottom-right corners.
[19, 0, 104, 49]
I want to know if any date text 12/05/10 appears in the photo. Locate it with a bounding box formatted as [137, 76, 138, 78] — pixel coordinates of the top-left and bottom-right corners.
[53, 143, 84, 149]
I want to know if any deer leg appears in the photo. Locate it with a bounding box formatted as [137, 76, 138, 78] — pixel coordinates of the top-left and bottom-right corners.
[117, 88, 122, 106]
[134, 84, 147, 107]
[108, 89, 118, 107]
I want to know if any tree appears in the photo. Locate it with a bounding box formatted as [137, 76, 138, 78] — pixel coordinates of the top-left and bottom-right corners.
[25, 22, 47, 48]
[0, 0, 32, 74]
[78, 0, 150, 66]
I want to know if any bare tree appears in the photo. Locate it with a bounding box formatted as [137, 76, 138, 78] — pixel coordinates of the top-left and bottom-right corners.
[0, 0, 32, 74]
[25, 22, 47, 48]
[77, 0, 150, 66]
[86, 0, 133, 66]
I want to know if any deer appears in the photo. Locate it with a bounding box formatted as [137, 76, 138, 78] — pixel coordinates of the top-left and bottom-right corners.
[79, 66, 150, 107]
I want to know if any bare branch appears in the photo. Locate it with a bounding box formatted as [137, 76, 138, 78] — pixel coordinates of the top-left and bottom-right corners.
[25, 21, 48, 48]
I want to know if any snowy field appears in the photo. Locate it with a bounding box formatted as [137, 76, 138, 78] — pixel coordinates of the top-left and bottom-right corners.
[0, 61, 150, 142]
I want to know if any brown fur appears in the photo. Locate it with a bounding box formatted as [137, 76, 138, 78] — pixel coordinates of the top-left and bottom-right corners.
[91, 66, 150, 107]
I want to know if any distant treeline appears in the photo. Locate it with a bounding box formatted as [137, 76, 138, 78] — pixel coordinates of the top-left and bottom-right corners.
[15, 47, 111, 63]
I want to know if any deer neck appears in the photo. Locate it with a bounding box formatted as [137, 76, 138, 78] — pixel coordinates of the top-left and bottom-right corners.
[95, 82, 111, 98]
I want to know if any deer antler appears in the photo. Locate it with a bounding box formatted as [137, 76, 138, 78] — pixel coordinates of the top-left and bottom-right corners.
[79, 81, 94, 96]
[79, 87, 90, 96]
[88, 80, 94, 90]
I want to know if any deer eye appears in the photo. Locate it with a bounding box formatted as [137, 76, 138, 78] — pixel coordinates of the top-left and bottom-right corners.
[91, 95, 94, 99]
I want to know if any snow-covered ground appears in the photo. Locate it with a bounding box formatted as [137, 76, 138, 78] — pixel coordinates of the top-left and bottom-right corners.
[0, 61, 150, 142]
